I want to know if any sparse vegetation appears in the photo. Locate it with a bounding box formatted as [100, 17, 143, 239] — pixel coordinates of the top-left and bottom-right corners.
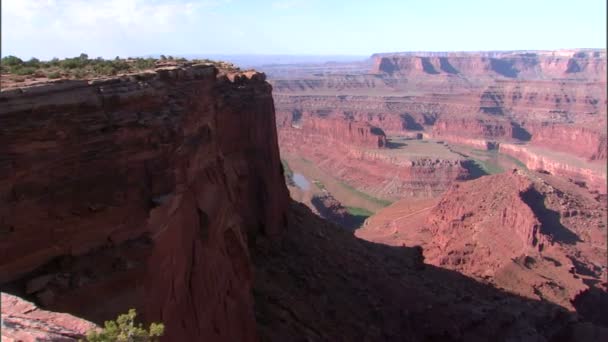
[312, 179, 326, 191]
[1, 53, 222, 81]
[83, 309, 164, 342]
[337, 180, 393, 207]
[281, 159, 295, 186]
[470, 158, 504, 175]
[346, 206, 374, 217]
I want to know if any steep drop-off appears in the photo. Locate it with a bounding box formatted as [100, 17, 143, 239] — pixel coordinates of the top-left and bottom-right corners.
[0, 64, 288, 341]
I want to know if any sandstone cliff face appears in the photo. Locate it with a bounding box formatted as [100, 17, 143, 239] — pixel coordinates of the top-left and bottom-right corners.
[432, 116, 513, 140]
[0, 65, 288, 341]
[371, 50, 607, 81]
[303, 116, 387, 148]
[499, 143, 607, 193]
[523, 122, 608, 161]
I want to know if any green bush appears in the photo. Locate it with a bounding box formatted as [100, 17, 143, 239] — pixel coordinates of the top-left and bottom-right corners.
[48, 58, 60, 67]
[47, 72, 61, 79]
[25, 57, 41, 68]
[83, 309, 164, 342]
[2, 55, 24, 66]
[72, 69, 86, 79]
[3, 54, 222, 79]
[12, 66, 37, 75]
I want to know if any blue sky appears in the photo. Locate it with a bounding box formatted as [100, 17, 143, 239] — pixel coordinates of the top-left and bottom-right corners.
[2, 0, 606, 60]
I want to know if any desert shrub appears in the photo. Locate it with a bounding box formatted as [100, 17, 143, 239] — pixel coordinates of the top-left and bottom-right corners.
[133, 58, 156, 70]
[83, 309, 164, 342]
[1, 55, 24, 66]
[25, 57, 41, 68]
[12, 66, 37, 75]
[47, 72, 61, 79]
[60, 57, 84, 69]
[48, 58, 60, 67]
[72, 69, 86, 79]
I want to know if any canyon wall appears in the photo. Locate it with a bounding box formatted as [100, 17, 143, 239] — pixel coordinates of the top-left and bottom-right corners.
[302, 116, 387, 148]
[269, 49, 606, 197]
[499, 143, 607, 193]
[371, 50, 607, 81]
[0, 65, 288, 341]
[280, 117, 469, 199]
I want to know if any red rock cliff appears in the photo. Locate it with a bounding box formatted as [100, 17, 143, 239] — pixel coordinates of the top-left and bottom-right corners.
[303, 116, 387, 148]
[0, 65, 288, 341]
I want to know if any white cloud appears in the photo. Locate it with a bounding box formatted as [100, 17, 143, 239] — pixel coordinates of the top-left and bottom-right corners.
[1, 0, 231, 58]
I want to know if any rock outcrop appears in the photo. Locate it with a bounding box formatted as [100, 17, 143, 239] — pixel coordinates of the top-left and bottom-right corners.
[359, 171, 608, 313]
[1, 292, 97, 342]
[0, 65, 288, 341]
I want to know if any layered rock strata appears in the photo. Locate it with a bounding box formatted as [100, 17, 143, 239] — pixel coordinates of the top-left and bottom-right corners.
[0, 65, 288, 341]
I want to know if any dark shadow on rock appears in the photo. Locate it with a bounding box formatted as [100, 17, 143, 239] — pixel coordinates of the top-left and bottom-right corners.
[253, 201, 608, 341]
[480, 91, 505, 116]
[291, 109, 302, 124]
[490, 58, 519, 78]
[520, 187, 581, 245]
[400, 113, 424, 131]
[386, 140, 407, 149]
[420, 57, 440, 74]
[422, 113, 437, 125]
[310, 195, 368, 232]
[572, 287, 608, 327]
[439, 57, 459, 74]
[566, 59, 582, 73]
[460, 160, 489, 180]
[370, 126, 386, 136]
[511, 122, 532, 141]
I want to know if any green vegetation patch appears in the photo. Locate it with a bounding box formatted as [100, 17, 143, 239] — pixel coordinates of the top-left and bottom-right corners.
[1, 53, 219, 80]
[501, 154, 528, 169]
[281, 159, 295, 186]
[470, 158, 504, 175]
[84, 309, 164, 342]
[346, 206, 374, 217]
[337, 180, 393, 207]
[312, 179, 326, 191]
